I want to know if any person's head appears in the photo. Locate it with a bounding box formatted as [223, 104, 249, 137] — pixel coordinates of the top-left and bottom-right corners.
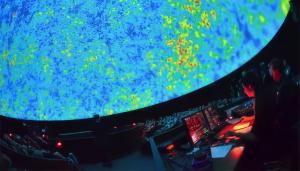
[240, 69, 262, 98]
[268, 58, 284, 82]
[93, 114, 100, 123]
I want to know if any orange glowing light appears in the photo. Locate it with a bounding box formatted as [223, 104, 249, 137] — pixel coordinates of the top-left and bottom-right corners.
[166, 144, 175, 151]
[233, 122, 250, 131]
[230, 146, 244, 160]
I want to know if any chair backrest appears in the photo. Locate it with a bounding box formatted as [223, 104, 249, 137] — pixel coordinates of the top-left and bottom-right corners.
[0, 138, 73, 170]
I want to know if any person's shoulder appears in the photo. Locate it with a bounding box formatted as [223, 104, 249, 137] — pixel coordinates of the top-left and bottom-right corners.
[281, 76, 299, 92]
[282, 75, 296, 85]
[256, 84, 277, 105]
[259, 83, 276, 96]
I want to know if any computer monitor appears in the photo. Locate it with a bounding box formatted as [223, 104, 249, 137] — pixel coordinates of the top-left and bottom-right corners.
[203, 106, 222, 131]
[182, 112, 209, 145]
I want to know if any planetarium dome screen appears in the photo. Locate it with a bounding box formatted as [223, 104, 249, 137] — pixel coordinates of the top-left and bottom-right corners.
[0, 0, 289, 120]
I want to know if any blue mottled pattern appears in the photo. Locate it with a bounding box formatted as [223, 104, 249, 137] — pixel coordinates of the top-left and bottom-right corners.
[0, 0, 289, 120]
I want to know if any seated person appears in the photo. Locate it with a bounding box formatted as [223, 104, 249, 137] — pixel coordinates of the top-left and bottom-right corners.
[268, 58, 299, 170]
[226, 69, 280, 171]
[268, 58, 299, 129]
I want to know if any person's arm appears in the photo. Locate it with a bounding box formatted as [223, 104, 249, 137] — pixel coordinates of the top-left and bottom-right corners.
[226, 131, 258, 142]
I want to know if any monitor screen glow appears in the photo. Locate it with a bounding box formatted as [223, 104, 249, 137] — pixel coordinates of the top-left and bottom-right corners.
[183, 112, 209, 145]
[204, 107, 222, 130]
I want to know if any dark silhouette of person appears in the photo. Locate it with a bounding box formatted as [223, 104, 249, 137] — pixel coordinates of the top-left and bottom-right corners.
[268, 58, 299, 129]
[92, 114, 112, 168]
[268, 58, 300, 170]
[259, 62, 273, 86]
[227, 69, 280, 170]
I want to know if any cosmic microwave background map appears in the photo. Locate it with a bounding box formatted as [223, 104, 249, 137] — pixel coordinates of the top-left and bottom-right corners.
[0, 0, 289, 120]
